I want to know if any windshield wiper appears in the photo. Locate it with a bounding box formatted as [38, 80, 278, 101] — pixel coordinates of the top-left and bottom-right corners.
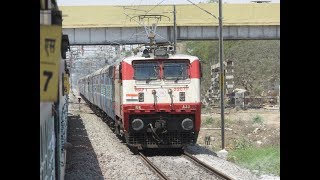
[174, 69, 184, 83]
[146, 68, 159, 83]
[146, 77, 152, 83]
[146, 77, 157, 83]
[174, 77, 180, 83]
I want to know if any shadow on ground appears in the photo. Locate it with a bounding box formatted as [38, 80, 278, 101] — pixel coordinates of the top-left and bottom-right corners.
[184, 144, 218, 156]
[65, 114, 104, 180]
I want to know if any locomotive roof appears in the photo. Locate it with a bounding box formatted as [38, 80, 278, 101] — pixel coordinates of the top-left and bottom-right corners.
[79, 53, 199, 81]
[123, 53, 199, 63]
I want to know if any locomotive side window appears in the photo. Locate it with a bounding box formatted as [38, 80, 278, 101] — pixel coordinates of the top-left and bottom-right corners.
[163, 61, 189, 80]
[133, 61, 159, 81]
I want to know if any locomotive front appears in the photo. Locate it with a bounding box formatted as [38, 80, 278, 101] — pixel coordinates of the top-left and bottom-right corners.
[119, 48, 202, 149]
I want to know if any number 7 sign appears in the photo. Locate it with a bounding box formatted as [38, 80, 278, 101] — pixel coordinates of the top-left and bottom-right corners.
[40, 25, 61, 102]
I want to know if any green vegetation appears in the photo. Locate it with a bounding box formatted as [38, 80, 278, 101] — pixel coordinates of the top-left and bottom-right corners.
[252, 114, 264, 124]
[234, 138, 253, 150]
[203, 117, 214, 125]
[228, 146, 280, 176]
[202, 116, 232, 127]
[186, 40, 280, 176]
[201, 106, 212, 114]
[183, 40, 280, 97]
[201, 117, 231, 127]
[213, 118, 231, 128]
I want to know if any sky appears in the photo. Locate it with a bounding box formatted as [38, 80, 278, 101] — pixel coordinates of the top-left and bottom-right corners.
[57, 0, 280, 6]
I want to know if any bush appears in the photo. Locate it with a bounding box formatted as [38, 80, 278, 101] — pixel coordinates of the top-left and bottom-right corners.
[204, 117, 214, 125]
[252, 114, 263, 124]
[234, 138, 252, 150]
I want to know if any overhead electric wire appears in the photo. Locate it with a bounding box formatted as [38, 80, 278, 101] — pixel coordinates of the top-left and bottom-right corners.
[145, 0, 166, 15]
[186, 0, 218, 19]
[123, 12, 172, 45]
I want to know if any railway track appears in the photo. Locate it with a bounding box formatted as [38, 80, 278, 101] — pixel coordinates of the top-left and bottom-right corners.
[138, 151, 234, 180]
[138, 152, 170, 180]
[182, 151, 234, 180]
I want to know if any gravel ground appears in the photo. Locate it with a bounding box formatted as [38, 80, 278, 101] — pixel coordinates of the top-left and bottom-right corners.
[185, 145, 258, 180]
[65, 91, 279, 180]
[148, 155, 224, 180]
[65, 95, 158, 180]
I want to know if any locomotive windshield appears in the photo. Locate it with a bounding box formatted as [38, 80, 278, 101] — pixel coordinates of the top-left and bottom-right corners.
[133, 62, 159, 80]
[163, 61, 189, 80]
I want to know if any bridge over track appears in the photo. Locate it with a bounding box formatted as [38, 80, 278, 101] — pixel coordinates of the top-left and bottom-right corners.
[60, 3, 280, 45]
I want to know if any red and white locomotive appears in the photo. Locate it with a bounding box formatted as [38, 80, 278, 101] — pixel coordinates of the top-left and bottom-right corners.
[78, 46, 202, 149]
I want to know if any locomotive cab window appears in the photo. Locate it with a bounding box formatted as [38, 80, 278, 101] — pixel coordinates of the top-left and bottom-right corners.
[133, 61, 160, 81]
[163, 60, 189, 80]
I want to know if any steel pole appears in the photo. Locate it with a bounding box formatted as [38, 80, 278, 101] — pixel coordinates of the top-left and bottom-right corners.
[218, 0, 225, 150]
[173, 5, 177, 53]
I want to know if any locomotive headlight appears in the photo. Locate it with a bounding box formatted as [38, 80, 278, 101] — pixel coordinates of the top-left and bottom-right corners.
[132, 118, 144, 131]
[138, 92, 144, 102]
[181, 118, 193, 131]
[179, 92, 185, 101]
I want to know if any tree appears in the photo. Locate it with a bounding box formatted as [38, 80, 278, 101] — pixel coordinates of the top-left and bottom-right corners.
[184, 40, 280, 98]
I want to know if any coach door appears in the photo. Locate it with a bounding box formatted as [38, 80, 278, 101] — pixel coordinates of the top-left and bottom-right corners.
[108, 66, 115, 118]
[119, 64, 123, 116]
[114, 64, 122, 119]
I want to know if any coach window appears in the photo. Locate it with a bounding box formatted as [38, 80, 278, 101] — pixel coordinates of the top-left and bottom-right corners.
[96, 77, 98, 92]
[108, 66, 114, 78]
[100, 75, 103, 94]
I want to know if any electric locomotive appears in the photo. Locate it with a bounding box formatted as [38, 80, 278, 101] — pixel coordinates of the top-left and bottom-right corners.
[79, 45, 202, 149]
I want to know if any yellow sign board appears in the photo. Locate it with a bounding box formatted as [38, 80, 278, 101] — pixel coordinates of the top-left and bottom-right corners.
[220, 73, 224, 88]
[63, 73, 70, 95]
[40, 25, 62, 102]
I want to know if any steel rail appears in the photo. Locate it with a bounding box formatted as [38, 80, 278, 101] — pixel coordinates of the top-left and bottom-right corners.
[138, 152, 170, 180]
[183, 151, 234, 180]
